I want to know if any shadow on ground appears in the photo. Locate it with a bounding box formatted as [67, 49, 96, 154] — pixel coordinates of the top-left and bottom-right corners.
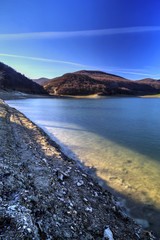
[0, 100, 158, 239]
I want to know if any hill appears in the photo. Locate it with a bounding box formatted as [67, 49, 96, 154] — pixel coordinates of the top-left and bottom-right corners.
[43, 70, 160, 96]
[32, 77, 51, 86]
[136, 78, 160, 91]
[0, 62, 47, 94]
[137, 78, 160, 83]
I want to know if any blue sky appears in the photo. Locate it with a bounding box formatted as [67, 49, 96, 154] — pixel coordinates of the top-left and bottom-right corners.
[0, 0, 160, 80]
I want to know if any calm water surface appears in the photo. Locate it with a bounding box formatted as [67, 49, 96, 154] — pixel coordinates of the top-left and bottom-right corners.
[7, 97, 160, 234]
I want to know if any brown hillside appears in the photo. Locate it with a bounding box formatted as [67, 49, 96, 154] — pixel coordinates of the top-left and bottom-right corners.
[0, 62, 47, 94]
[137, 78, 160, 91]
[44, 70, 160, 96]
[33, 77, 51, 86]
[75, 70, 127, 81]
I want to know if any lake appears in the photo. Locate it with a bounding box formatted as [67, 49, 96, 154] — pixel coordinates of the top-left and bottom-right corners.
[6, 97, 160, 235]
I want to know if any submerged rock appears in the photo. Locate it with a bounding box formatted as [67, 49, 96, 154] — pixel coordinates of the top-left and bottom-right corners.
[135, 218, 150, 228]
[0, 100, 156, 239]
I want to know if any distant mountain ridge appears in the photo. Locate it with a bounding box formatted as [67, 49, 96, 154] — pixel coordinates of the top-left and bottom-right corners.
[33, 77, 51, 86]
[0, 62, 46, 94]
[3, 61, 159, 97]
[137, 78, 160, 84]
[75, 70, 126, 80]
[36, 70, 160, 96]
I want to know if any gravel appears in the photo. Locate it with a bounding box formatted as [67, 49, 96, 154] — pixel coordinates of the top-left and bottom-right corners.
[0, 99, 156, 239]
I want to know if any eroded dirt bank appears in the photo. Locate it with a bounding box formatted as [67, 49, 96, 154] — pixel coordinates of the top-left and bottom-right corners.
[0, 100, 156, 239]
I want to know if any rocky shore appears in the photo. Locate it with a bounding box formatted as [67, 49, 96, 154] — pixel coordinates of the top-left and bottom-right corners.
[0, 99, 156, 239]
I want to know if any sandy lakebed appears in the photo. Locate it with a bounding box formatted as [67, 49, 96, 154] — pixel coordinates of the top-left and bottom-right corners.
[0, 98, 157, 239]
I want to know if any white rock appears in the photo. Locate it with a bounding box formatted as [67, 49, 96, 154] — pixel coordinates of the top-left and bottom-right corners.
[104, 226, 114, 240]
[85, 206, 92, 213]
[94, 191, 98, 197]
[27, 228, 32, 233]
[58, 172, 64, 181]
[8, 205, 17, 211]
[77, 180, 84, 186]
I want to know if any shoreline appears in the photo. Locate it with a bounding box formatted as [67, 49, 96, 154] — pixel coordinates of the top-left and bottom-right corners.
[0, 99, 155, 239]
[0, 89, 153, 101]
[139, 94, 160, 98]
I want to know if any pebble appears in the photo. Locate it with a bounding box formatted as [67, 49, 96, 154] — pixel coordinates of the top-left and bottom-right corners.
[89, 182, 94, 186]
[83, 198, 88, 202]
[112, 206, 116, 212]
[82, 173, 87, 177]
[27, 228, 32, 233]
[8, 205, 17, 211]
[85, 207, 93, 213]
[77, 180, 84, 186]
[135, 233, 140, 239]
[94, 191, 98, 197]
[56, 222, 61, 227]
[37, 221, 43, 231]
[42, 158, 48, 164]
[73, 210, 77, 215]
[66, 167, 72, 173]
[57, 172, 64, 181]
[104, 226, 114, 240]
[69, 201, 73, 207]
[57, 169, 69, 181]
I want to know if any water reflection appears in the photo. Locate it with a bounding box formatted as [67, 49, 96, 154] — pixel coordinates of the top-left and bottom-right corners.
[6, 97, 160, 235]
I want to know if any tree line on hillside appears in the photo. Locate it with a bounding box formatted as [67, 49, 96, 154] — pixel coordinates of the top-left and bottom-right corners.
[0, 62, 46, 94]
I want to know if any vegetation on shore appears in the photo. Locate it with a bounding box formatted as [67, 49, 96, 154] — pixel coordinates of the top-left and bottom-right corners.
[1, 61, 160, 98]
[37, 71, 160, 97]
[0, 62, 47, 95]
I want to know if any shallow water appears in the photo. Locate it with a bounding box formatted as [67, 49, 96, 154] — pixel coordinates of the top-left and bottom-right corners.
[7, 97, 160, 234]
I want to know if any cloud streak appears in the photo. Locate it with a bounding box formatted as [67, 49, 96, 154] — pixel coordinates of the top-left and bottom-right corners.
[0, 53, 85, 67]
[0, 26, 160, 40]
[0, 53, 151, 77]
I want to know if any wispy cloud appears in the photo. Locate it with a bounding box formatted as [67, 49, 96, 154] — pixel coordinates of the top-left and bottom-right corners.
[0, 53, 85, 67]
[0, 53, 152, 77]
[0, 26, 160, 40]
[114, 70, 150, 76]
